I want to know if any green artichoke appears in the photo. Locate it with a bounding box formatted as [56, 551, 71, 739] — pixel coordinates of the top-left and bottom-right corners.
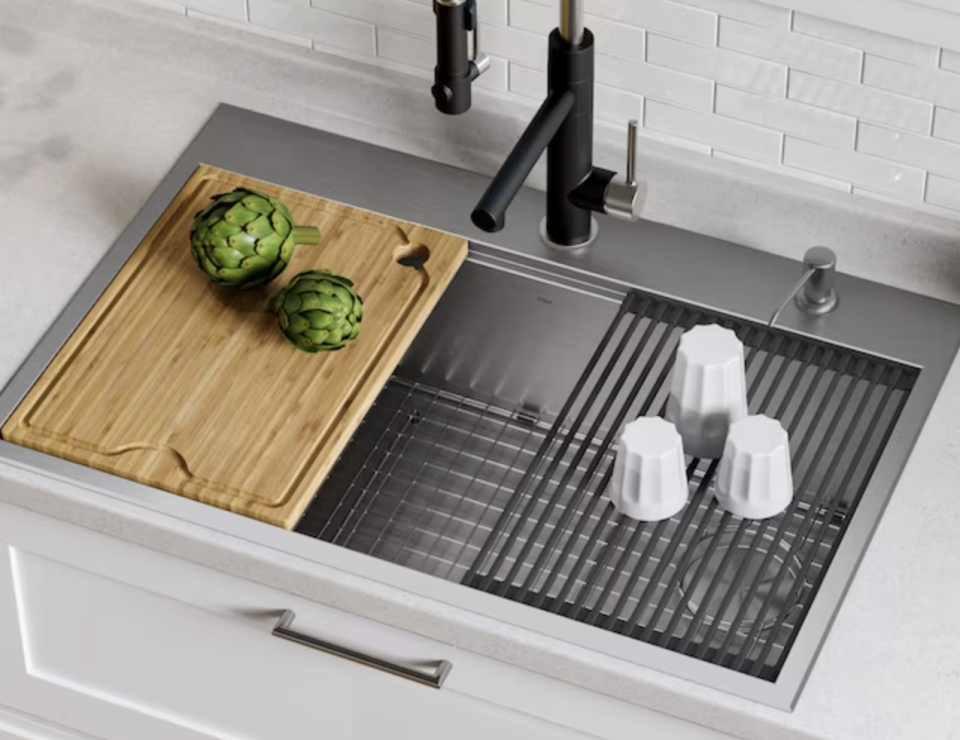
[191, 188, 321, 290]
[270, 270, 363, 353]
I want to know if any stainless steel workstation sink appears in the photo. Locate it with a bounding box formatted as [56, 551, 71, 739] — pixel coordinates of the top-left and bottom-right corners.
[2, 104, 959, 711]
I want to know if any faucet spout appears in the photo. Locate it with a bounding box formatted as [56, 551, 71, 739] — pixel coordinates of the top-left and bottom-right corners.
[471, 90, 575, 232]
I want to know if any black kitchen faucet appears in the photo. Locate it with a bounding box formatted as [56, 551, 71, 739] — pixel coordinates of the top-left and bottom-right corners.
[433, 0, 643, 248]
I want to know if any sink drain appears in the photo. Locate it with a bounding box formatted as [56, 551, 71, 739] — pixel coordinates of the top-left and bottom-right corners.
[679, 527, 807, 634]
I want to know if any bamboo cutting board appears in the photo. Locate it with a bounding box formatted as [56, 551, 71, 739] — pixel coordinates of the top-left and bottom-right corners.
[2, 165, 468, 528]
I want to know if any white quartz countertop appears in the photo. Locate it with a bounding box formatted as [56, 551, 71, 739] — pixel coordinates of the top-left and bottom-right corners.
[2, 1, 960, 739]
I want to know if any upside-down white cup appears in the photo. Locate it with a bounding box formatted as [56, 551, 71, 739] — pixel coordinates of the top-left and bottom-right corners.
[609, 417, 688, 522]
[666, 324, 748, 459]
[716, 415, 794, 519]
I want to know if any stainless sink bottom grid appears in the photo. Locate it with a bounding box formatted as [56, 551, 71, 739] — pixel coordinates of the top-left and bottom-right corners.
[297, 289, 917, 683]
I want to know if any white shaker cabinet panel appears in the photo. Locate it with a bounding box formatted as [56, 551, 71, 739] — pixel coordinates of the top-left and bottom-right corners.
[0, 546, 355, 740]
[0, 498, 733, 740]
[0, 705, 103, 740]
[0, 523, 594, 740]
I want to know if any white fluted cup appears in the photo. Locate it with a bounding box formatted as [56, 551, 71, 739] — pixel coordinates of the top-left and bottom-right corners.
[666, 324, 748, 459]
[716, 415, 794, 519]
[609, 417, 688, 522]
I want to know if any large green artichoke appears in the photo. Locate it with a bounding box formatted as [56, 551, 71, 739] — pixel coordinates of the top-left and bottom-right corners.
[191, 188, 321, 290]
[269, 270, 363, 353]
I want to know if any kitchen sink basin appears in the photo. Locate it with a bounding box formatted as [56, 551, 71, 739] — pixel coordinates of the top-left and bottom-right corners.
[298, 252, 916, 697]
[1, 105, 958, 710]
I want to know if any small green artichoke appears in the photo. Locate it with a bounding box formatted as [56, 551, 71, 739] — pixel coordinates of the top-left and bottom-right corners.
[191, 188, 321, 290]
[270, 270, 363, 353]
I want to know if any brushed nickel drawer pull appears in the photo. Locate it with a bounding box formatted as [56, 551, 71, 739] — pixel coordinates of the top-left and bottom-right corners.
[272, 610, 452, 689]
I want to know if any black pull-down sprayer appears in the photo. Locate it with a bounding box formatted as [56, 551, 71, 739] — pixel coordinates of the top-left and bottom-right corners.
[432, 0, 490, 115]
[434, 0, 644, 249]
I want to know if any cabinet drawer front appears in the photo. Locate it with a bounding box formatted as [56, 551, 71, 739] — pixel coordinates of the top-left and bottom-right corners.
[0, 506, 596, 740]
[3, 547, 355, 740]
[0, 500, 729, 740]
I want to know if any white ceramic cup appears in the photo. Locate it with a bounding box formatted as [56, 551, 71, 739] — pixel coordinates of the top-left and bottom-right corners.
[666, 324, 748, 459]
[609, 417, 688, 522]
[716, 415, 794, 519]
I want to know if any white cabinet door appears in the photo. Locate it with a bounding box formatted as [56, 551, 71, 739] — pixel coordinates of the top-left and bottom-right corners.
[0, 500, 733, 740]
[0, 704, 98, 740]
[0, 531, 593, 740]
[0, 545, 357, 740]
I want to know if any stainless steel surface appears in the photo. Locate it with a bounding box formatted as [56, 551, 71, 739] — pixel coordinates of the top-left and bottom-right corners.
[272, 610, 452, 688]
[603, 120, 645, 223]
[560, 0, 585, 45]
[796, 246, 839, 316]
[540, 214, 599, 250]
[1, 105, 959, 709]
[472, 2, 489, 77]
[473, 51, 491, 76]
[305, 275, 913, 684]
[769, 268, 816, 328]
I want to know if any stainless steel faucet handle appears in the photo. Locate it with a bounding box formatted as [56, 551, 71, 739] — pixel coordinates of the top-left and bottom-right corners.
[471, 4, 491, 76]
[604, 119, 645, 222]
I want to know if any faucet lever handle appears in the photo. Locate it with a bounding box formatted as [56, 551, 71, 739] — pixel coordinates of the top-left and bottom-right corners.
[603, 119, 645, 222]
[469, 0, 491, 77]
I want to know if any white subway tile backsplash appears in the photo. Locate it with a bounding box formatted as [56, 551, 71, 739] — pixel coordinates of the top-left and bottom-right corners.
[597, 53, 713, 111]
[863, 54, 960, 110]
[646, 33, 785, 96]
[646, 99, 781, 161]
[940, 49, 960, 75]
[188, 8, 312, 45]
[485, 0, 509, 26]
[788, 70, 933, 135]
[925, 173, 960, 211]
[509, 0, 643, 60]
[377, 27, 433, 69]
[131, 0, 187, 13]
[588, 0, 717, 45]
[479, 22, 546, 69]
[475, 56, 510, 91]
[669, 0, 789, 30]
[856, 121, 960, 179]
[595, 83, 642, 123]
[712, 149, 852, 191]
[791, 14, 938, 67]
[715, 84, 855, 147]
[640, 128, 713, 155]
[182, 0, 245, 20]
[249, 0, 375, 55]
[310, 0, 432, 39]
[507, 0, 554, 33]
[508, 62, 545, 98]
[719, 18, 861, 83]
[783, 136, 924, 198]
[933, 107, 960, 144]
[149, 0, 960, 222]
